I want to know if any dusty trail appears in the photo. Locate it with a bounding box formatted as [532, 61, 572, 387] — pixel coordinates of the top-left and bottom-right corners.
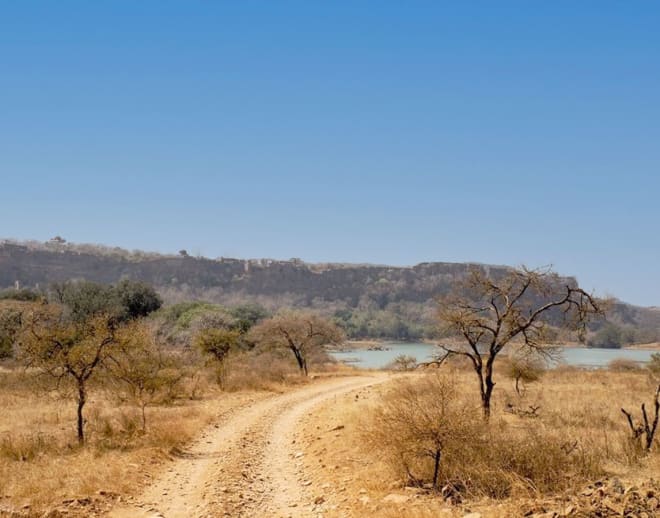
[107, 375, 383, 518]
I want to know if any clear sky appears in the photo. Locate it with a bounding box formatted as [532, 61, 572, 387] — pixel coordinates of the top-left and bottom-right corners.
[1, 2, 658, 306]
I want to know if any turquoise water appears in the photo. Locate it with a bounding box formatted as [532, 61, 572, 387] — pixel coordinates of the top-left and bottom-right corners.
[329, 343, 656, 369]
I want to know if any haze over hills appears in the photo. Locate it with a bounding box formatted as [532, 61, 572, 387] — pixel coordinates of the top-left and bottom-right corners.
[1, 238, 658, 343]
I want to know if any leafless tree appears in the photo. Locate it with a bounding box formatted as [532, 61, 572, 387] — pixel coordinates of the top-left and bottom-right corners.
[621, 384, 660, 452]
[432, 266, 603, 418]
[248, 312, 345, 375]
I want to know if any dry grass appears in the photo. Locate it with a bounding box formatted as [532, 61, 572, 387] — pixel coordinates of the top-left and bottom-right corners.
[223, 350, 307, 392]
[297, 365, 660, 517]
[3, 353, 659, 517]
[222, 349, 355, 392]
[0, 350, 350, 514]
[362, 372, 605, 499]
[0, 364, 268, 512]
[607, 357, 643, 371]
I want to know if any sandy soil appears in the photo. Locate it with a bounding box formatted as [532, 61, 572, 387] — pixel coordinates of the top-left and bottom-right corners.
[106, 374, 386, 518]
[293, 375, 461, 518]
[625, 342, 660, 350]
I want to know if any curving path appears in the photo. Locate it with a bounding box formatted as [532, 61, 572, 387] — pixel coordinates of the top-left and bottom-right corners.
[106, 375, 383, 518]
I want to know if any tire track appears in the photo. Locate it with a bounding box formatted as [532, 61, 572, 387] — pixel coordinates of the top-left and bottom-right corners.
[106, 376, 382, 518]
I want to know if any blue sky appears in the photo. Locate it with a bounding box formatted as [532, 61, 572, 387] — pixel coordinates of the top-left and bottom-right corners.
[1, 2, 658, 306]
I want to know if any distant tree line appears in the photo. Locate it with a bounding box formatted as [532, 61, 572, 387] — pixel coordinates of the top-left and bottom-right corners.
[588, 321, 659, 348]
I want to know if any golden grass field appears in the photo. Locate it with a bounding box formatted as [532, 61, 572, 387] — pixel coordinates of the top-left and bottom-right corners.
[0, 358, 658, 517]
[0, 357, 317, 516]
[297, 363, 660, 517]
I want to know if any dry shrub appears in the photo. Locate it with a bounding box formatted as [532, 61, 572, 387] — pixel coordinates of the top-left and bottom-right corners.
[0, 432, 60, 461]
[363, 373, 604, 499]
[475, 424, 604, 497]
[363, 373, 480, 489]
[179, 364, 215, 400]
[503, 353, 546, 396]
[649, 353, 660, 377]
[438, 352, 474, 371]
[0, 361, 237, 511]
[223, 350, 306, 391]
[385, 354, 418, 371]
[87, 401, 210, 453]
[91, 409, 143, 450]
[608, 358, 642, 372]
[551, 364, 582, 376]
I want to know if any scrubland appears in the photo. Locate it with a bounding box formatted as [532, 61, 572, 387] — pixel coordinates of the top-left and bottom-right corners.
[1, 355, 659, 517]
[298, 362, 660, 517]
[0, 352, 340, 516]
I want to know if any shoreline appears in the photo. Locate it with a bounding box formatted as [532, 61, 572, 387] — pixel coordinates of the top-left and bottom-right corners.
[624, 342, 660, 351]
[341, 338, 438, 351]
[338, 339, 660, 353]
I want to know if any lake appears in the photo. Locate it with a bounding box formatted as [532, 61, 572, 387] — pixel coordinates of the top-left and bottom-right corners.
[329, 342, 656, 369]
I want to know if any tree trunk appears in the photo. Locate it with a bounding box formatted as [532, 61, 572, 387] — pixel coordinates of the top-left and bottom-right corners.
[482, 373, 495, 419]
[77, 380, 86, 445]
[478, 362, 496, 420]
[141, 402, 147, 432]
[432, 449, 442, 488]
[472, 364, 491, 420]
[215, 361, 226, 389]
[291, 346, 307, 376]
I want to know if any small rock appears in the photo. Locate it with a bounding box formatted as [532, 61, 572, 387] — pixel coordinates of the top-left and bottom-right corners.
[314, 496, 325, 505]
[611, 478, 625, 494]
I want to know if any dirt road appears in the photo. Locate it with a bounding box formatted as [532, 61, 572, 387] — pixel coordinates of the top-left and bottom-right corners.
[107, 375, 384, 518]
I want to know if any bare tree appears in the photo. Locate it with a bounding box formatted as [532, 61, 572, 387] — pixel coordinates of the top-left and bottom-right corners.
[621, 384, 660, 453]
[248, 312, 345, 375]
[18, 305, 118, 444]
[433, 266, 603, 418]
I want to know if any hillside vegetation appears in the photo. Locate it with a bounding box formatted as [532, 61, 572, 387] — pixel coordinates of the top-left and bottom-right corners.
[1, 239, 658, 344]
